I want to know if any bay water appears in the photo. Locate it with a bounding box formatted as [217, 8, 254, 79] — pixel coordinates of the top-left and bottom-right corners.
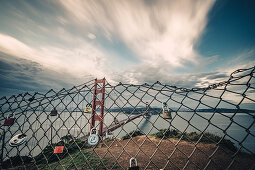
[1, 111, 254, 159]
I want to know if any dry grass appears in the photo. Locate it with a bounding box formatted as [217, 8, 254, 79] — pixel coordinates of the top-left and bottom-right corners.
[91, 136, 255, 169]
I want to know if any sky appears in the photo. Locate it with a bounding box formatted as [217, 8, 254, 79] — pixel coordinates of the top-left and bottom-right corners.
[0, 0, 255, 97]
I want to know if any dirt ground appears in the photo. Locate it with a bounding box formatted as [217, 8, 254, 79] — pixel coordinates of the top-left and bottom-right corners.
[89, 136, 255, 170]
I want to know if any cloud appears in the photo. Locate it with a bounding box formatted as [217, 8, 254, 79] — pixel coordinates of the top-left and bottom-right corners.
[56, 0, 217, 85]
[224, 49, 255, 74]
[0, 0, 218, 93]
[0, 33, 109, 79]
[88, 33, 96, 40]
[110, 62, 229, 88]
[206, 73, 228, 80]
[59, 0, 215, 68]
[0, 33, 37, 62]
[0, 52, 82, 96]
[0, 0, 254, 107]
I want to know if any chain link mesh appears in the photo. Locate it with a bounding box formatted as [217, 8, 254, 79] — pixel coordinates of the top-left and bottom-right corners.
[0, 66, 255, 169]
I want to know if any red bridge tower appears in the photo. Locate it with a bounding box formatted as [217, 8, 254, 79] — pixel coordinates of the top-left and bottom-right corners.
[90, 78, 105, 136]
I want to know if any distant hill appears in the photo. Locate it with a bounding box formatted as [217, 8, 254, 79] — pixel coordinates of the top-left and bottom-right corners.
[108, 107, 255, 115]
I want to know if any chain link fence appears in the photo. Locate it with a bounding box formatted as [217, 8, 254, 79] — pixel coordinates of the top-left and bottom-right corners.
[0, 66, 255, 169]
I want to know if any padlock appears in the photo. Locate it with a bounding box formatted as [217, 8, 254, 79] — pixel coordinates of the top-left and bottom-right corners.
[28, 96, 35, 102]
[54, 146, 64, 154]
[162, 102, 172, 119]
[163, 110, 172, 119]
[84, 103, 92, 113]
[3, 113, 15, 126]
[128, 157, 139, 170]
[9, 133, 27, 147]
[88, 128, 99, 146]
[50, 107, 58, 116]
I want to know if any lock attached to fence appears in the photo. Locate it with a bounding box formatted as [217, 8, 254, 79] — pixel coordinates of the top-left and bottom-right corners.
[88, 128, 99, 146]
[128, 157, 139, 170]
[3, 113, 15, 126]
[54, 146, 64, 154]
[162, 102, 172, 119]
[84, 103, 92, 113]
[50, 107, 58, 116]
[9, 134, 27, 147]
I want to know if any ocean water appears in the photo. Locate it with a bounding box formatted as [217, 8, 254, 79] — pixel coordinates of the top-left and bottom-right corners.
[1, 111, 255, 159]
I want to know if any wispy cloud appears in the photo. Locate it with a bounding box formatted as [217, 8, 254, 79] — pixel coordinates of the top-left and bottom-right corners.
[0, 52, 76, 96]
[0, 33, 108, 79]
[0, 0, 222, 92]
[224, 49, 255, 74]
[59, 0, 215, 67]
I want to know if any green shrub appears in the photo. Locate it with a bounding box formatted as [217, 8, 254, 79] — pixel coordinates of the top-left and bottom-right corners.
[38, 150, 118, 169]
[152, 129, 179, 139]
[60, 134, 73, 143]
[152, 129, 237, 152]
[35, 135, 89, 164]
[2, 156, 33, 169]
[122, 130, 144, 140]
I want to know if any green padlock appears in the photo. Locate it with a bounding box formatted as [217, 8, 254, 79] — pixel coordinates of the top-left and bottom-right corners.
[128, 157, 139, 170]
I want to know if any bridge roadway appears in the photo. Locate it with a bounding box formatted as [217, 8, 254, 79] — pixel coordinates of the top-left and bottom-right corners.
[79, 113, 146, 140]
[102, 113, 145, 135]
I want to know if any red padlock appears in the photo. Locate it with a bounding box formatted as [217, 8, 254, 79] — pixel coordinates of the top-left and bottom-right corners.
[3, 118, 15, 126]
[2, 113, 15, 126]
[54, 146, 64, 154]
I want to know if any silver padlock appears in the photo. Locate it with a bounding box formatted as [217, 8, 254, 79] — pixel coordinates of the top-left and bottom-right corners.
[162, 102, 172, 119]
[9, 134, 27, 147]
[128, 157, 139, 170]
[88, 128, 99, 146]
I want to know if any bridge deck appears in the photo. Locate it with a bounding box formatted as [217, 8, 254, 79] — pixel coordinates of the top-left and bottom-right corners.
[103, 113, 144, 135]
[79, 113, 145, 140]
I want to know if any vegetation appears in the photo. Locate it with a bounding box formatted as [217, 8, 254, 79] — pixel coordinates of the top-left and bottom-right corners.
[2, 135, 118, 169]
[2, 156, 33, 169]
[39, 150, 118, 170]
[122, 130, 144, 140]
[152, 129, 237, 152]
[100, 138, 115, 147]
[35, 135, 117, 169]
[34, 135, 89, 164]
[2, 131, 238, 169]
